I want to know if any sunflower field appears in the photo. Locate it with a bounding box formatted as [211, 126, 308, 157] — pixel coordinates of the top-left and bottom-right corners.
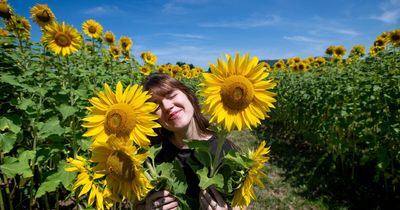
[1, 1, 400, 210]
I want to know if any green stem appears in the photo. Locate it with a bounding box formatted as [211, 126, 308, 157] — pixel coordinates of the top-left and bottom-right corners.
[145, 159, 158, 178]
[55, 188, 59, 210]
[0, 186, 4, 210]
[211, 129, 227, 177]
[66, 56, 78, 158]
[1, 176, 13, 210]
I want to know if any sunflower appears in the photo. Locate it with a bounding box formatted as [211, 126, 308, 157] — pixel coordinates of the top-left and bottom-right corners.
[368, 46, 381, 57]
[389, 29, 400, 47]
[232, 141, 270, 209]
[325, 45, 335, 56]
[140, 64, 151, 76]
[91, 135, 153, 202]
[260, 62, 271, 72]
[122, 49, 131, 61]
[85, 42, 95, 53]
[42, 22, 82, 56]
[109, 46, 120, 60]
[0, 28, 8, 37]
[82, 81, 160, 147]
[331, 56, 342, 64]
[273, 59, 286, 71]
[82, 19, 103, 39]
[119, 36, 132, 51]
[65, 156, 111, 210]
[140, 51, 157, 65]
[30, 4, 56, 27]
[192, 66, 203, 77]
[6, 15, 31, 41]
[373, 37, 387, 49]
[333, 45, 346, 57]
[315, 57, 326, 66]
[182, 69, 192, 79]
[104, 31, 116, 45]
[349, 44, 365, 57]
[0, 1, 12, 19]
[200, 53, 277, 131]
[297, 61, 306, 71]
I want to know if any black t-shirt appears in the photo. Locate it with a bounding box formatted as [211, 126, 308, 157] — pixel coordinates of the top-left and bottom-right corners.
[154, 135, 235, 208]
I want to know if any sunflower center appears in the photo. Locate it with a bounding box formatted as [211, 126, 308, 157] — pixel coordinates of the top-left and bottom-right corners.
[105, 35, 114, 43]
[88, 26, 97, 34]
[55, 32, 72, 47]
[106, 150, 135, 182]
[392, 34, 400, 42]
[220, 75, 254, 111]
[0, 4, 11, 19]
[37, 10, 51, 22]
[104, 103, 136, 137]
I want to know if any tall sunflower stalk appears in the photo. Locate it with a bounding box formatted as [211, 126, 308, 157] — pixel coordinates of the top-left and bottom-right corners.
[197, 53, 277, 209]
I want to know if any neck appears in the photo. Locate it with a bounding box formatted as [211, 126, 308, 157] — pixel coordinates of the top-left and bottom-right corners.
[170, 119, 210, 148]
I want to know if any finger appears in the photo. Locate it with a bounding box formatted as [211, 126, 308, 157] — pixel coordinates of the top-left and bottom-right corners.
[160, 200, 179, 210]
[146, 191, 173, 210]
[201, 190, 218, 209]
[148, 190, 171, 201]
[209, 187, 226, 206]
[153, 196, 176, 208]
[199, 193, 213, 210]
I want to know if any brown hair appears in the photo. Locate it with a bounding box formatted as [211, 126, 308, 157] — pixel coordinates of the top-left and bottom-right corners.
[142, 73, 211, 144]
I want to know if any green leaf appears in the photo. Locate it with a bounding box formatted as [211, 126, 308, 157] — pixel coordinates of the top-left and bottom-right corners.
[148, 144, 162, 160]
[0, 116, 21, 133]
[0, 133, 17, 154]
[185, 139, 212, 167]
[0, 73, 19, 86]
[196, 167, 224, 190]
[17, 98, 36, 111]
[36, 160, 77, 198]
[38, 117, 64, 139]
[0, 150, 35, 178]
[77, 139, 92, 151]
[56, 104, 78, 121]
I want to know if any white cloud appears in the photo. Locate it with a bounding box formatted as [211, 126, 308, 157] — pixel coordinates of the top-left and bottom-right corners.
[82, 6, 123, 15]
[310, 26, 359, 36]
[162, 0, 208, 14]
[199, 14, 280, 28]
[162, 3, 188, 14]
[156, 33, 206, 39]
[283, 36, 325, 43]
[370, 0, 400, 23]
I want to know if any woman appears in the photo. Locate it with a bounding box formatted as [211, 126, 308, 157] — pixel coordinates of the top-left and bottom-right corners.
[136, 73, 240, 210]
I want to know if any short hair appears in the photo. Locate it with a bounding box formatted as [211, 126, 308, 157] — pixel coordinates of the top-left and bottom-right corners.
[142, 73, 211, 144]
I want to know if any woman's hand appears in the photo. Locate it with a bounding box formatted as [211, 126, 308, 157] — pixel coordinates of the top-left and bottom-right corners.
[199, 186, 231, 210]
[144, 190, 178, 210]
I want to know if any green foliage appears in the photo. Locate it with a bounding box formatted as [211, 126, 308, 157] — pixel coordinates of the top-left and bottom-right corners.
[255, 50, 400, 207]
[0, 34, 142, 209]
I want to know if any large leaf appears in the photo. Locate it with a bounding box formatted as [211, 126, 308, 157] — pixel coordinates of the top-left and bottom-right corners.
[0, 150, 35, 178]
[17, 98, 36, 111]
[0, 73, 19, 86]
[0, 133, 17, 154]
[36, 160, 77, 198]
[0, 116, 21, 133]
[56, 104, 78, 121]
[37, 117, 64, 139]
[196, 167, 224, 190]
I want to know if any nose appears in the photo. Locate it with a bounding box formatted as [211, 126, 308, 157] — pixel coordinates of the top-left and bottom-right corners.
[160, 99, 173, 111]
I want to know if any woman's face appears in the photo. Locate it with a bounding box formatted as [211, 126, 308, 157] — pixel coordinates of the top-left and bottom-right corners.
[154, 89, 195, 133]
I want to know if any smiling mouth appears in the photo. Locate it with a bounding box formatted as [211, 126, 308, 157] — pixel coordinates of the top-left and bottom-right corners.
[168, 110, 181, 120]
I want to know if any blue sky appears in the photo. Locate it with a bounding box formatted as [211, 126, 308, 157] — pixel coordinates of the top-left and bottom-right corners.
[7, 0, 400, 69]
